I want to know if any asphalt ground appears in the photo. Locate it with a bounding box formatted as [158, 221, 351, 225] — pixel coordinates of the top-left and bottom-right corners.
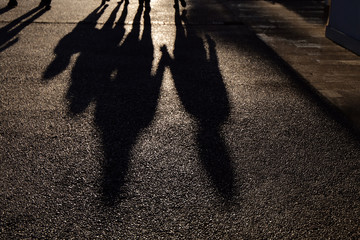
[1, 0, 360, 238]
[224, 0, 360, 132]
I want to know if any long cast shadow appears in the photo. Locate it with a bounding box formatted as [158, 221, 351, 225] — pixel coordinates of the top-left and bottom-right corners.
[95, 5, 161, 205]
[0, 6, 12, 15]
[44, 3, 160, 205]
[0, 6, 47, 52]
[66, 2, 125, 114]
[43, 4, 109, 81]
[161, 7, 234, 199]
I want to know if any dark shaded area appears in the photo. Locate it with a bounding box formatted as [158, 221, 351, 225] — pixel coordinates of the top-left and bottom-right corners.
[43, 4, 109, 80]
[0, 6, 47, 52]
[265, 0, 327, 21]
[44, 2, 161, 205]
[44, 0, 235, 203]
[0, 6, 13, 14]
[161, 8, 234, 199]
[94, 5, 160, 205]
[6, 0, 17, 9]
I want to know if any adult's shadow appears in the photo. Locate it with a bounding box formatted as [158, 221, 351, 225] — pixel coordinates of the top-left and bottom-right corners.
[44, 3, 162, 205]
[0, 6, 48, 52]
[161, 8, 234, 199]
[95, 5, 162, 205]
[0, 6, 12, 15]
[43, 4, 110, 81]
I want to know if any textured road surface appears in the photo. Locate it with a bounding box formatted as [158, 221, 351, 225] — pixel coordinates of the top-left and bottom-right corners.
[1, 0, 360, 238]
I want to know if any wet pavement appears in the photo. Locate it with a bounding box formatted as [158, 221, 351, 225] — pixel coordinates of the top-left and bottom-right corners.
[1, 0, 360, 238]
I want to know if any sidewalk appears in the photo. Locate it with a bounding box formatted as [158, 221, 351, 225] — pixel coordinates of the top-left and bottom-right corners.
[223, 0, 360, 132]
[2, 0, 360, 238]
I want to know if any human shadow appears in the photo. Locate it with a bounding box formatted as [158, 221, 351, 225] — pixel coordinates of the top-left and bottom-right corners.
[161, 8, 234, 199]
[0, 6, 47, 52]
[65, 2, 125, 114]
[44, 3, 161, 205]
[94, 5, 162, 205]
[0, 6, 12, 14]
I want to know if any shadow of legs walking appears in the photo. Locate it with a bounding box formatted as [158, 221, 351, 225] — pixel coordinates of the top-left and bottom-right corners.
[0, 6, 47, 52]
[161, 8, 235, 199]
